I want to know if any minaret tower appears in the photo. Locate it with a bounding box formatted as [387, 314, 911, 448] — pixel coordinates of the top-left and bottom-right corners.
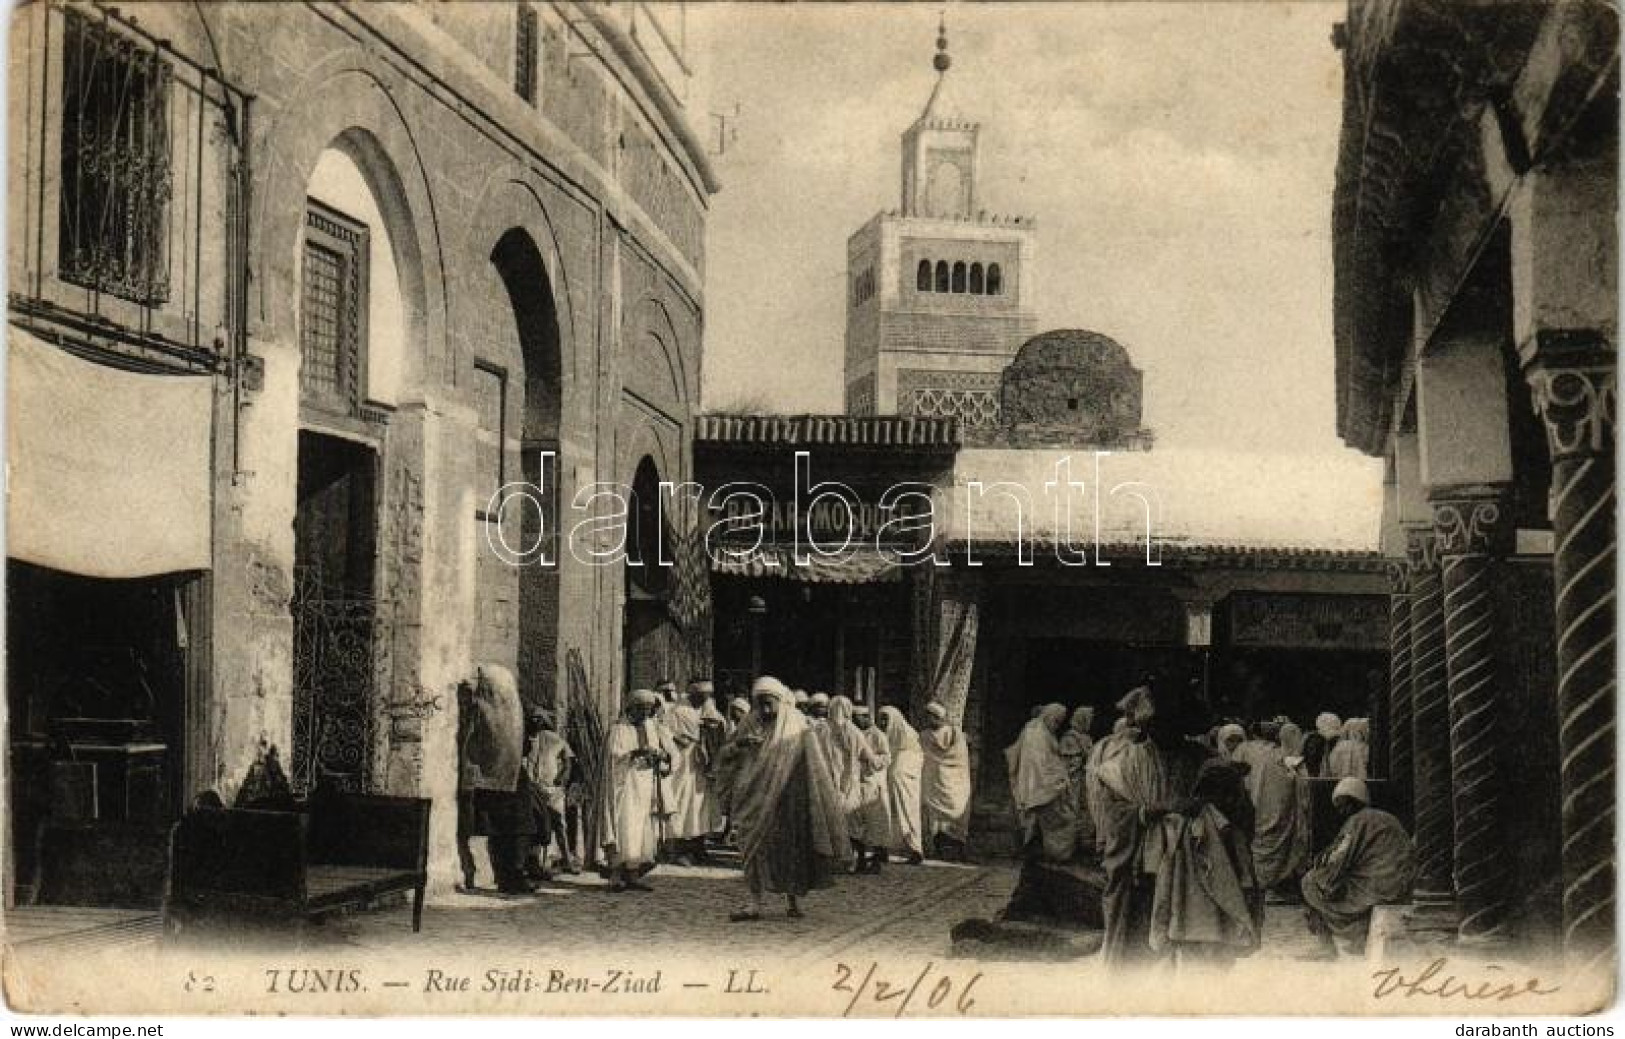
[843, 15, 1037, 424]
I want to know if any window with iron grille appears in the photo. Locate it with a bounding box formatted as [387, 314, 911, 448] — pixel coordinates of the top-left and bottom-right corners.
[515, 4, 538, 104]
[300, 202, 370, 412]
[58, 8, 173, 304]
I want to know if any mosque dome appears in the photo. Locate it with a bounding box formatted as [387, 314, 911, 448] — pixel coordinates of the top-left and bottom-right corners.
[998, 329, 1150, 448]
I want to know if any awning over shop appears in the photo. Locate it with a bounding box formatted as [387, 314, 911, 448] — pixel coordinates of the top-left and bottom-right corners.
[7, 326, 213, 577]
[710, 544, 904, 584]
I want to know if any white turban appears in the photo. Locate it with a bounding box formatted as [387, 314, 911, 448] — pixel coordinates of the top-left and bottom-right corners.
[629, 688, 661, 708]
[1332, 777, 1369, 805]
[752, 676, 791, 700]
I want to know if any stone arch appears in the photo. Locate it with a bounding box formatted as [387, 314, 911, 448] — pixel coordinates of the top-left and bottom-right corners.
[625, 295, 693, 417]
[458, 172, 584, 390]
[255, 59, 447, 394]
[254, 57, 448, 800]
[486, 226, 565, 709]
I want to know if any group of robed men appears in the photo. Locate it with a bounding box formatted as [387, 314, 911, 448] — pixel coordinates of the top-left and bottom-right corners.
[1004, 681, 1416, 967]
[453, 663, 976, 920]
[596, 676, 976, 919]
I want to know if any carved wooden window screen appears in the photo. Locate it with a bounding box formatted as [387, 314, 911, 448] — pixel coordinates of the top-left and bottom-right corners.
[58, 8, 173, 305]
[300, 202, 370, 413]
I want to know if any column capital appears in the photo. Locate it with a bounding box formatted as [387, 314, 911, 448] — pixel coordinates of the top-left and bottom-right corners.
[1523, 331, 1616, 463]
[1404, 524, 1441, 572]
[1387, 558, 1412, 595]
[1430, 489, 1513, 558]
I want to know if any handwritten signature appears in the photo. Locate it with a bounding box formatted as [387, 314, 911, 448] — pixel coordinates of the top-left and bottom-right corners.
[1371, 958, 1561, 1002]
[832, 961, 983, 1018]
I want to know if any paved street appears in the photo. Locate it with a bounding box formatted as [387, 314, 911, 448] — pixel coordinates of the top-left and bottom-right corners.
[327, 856, 1013, 964]
[322, 853, 1322, 965]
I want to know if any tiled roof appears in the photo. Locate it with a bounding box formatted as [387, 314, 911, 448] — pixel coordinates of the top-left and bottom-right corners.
[696, 413, 962, 450]
[938, 534, 1388, 572]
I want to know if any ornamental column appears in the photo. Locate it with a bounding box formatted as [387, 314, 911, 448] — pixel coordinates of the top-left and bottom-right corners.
[1432, 490, 1514, 944]
[1526, 337, 1616, 968]
[1511, 146, 1618, 970]
[1385, 558, 1413, 824]
[1405, 526, 1455, 928]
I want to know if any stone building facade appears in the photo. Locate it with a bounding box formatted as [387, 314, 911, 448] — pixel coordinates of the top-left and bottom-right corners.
[1332, 0, 1616, 967]
[843, 23, 1037, 429]
[7, 1, 715, 897]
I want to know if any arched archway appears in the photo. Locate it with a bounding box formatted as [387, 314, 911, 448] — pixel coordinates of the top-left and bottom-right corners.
[291, 139, 419, 794]
[489, 228, 564, 708]
[623, 455, 676, 692]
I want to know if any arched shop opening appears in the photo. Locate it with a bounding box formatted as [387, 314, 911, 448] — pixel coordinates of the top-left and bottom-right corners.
[623, 455, 678, 692]
[488, 227, 563, 709]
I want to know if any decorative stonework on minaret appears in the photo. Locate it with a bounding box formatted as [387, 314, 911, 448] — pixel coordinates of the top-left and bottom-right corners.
[901, 16, 979, 219]
[843, 14, 1037, 426]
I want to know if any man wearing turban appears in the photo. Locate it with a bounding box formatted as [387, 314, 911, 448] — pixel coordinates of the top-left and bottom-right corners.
[721, 676, 851, 920]
[596, 689, 679, 892]
[1300, 778, 1416, 958]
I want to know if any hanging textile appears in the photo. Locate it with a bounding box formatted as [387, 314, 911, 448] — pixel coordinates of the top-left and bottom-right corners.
[663, 508, 714, 680]
[928, 576, 980, 727]
[8, 326, 213, 576]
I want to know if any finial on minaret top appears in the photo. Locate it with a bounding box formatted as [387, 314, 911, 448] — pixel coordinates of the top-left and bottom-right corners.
[934, 12, 951, 73]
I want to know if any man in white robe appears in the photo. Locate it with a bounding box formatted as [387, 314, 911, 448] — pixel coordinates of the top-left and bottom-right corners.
[693, 679, 730, 840]
[879, 706, 925, 865]
[1005, 703, 1075, 863]
[663, 680, 710, 864]
[595, 689, 678, 892]
[919, 701, 973, 861]
[719, 677, 850, 920]
[850, 704, 892, 872]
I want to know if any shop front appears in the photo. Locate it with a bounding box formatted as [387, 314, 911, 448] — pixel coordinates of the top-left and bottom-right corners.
[6, 326, 218, 907]
[695, 414, 961, 706]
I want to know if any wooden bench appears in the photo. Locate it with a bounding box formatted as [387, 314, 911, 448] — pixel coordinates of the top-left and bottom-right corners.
[165, 789, 430, 935]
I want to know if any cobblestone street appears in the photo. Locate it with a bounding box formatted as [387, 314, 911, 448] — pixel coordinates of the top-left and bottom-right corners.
[328, 857, 1014, 963]
[323, 854, 1323, 965]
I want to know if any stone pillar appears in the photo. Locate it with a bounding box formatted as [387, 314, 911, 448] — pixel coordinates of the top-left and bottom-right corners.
[1509, 142, 1617, 967]
[1405, 526, 1455, 926]
[1432, 490, 1514, 943]
[1526, 339, 1616, 967]
[1385, 559, 1414, 823]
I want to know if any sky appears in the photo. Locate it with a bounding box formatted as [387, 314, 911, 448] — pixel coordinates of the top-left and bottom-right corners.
[691, 2, 1383, 544]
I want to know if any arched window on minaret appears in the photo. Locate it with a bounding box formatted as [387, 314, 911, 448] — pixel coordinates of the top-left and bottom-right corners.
[935, 261, 949, 293]
[952, 262, 967, 293]
[988, 263, 1003, 295]
[917, 260, 931, 292]
[969, 262, 984, 294]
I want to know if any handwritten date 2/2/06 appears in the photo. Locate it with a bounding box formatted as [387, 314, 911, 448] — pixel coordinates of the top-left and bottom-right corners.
[832, 961, 982, 1018]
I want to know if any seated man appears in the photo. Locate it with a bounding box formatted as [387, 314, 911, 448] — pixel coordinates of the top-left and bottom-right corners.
[1300, 777, 1416, 957]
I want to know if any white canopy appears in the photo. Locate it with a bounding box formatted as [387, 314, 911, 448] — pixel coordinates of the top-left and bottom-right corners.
[7, 325, 214, 577]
